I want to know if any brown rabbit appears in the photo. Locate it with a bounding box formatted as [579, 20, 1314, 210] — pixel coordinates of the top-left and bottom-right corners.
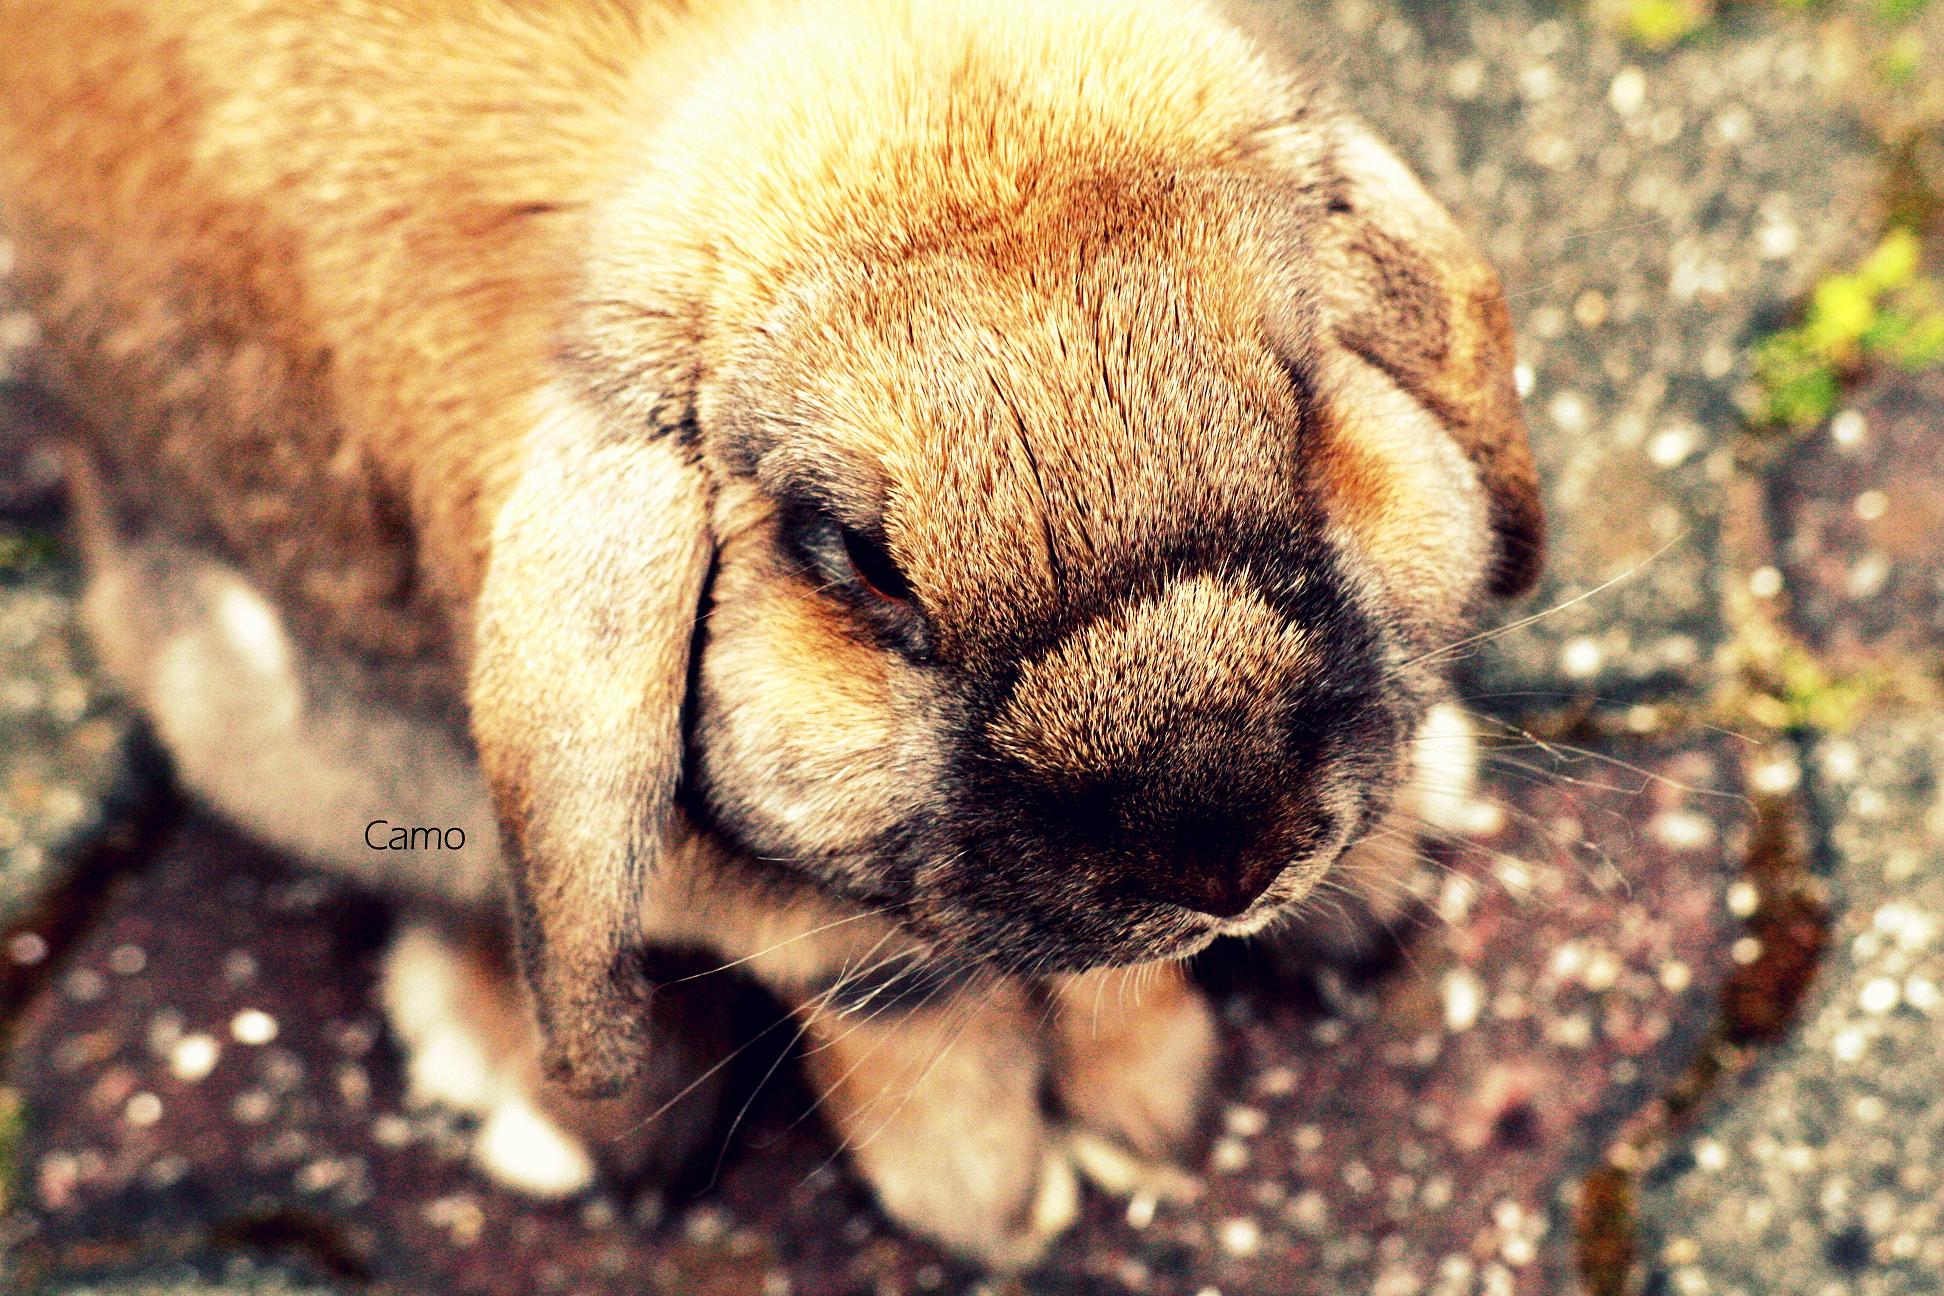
[0, 0, 1541, 1265]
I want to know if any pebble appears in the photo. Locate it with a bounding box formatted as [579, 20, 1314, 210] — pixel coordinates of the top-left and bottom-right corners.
[1218, 1217, 1262, 1257]
[169, 1034, 221, 1082]
[231, 1009, 279, 1046]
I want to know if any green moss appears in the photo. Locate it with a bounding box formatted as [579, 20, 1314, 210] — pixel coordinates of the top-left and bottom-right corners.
[0, 1086, 21, 1215]
[1875, 0, 1932, 20]
[1877, 29, 1926, 83]
[1753, 228, 1944, 430]
[1773, 641, 1891, 731]
[1622, 0, 1713, 46]
[0, 531, 60, 573]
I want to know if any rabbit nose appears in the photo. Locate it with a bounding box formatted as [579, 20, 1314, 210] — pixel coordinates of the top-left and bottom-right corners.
[1158, 854, 1288, 918]
[1111, 807, 1293, 918]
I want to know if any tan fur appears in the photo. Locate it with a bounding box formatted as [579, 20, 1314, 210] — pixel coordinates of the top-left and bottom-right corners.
[793, 976, 1068, 1267]
[992, 575, 1318, 778]
[383, 919, 728, 1191]
[1, 0, 1540, 1265]
[1049, 965, 1218, 1159]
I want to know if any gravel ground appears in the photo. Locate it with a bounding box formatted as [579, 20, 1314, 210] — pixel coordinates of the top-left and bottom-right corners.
[0, 560, 144, 930]
[4, 753, 1745, 1296]
[1635, 714, 1944, 1296]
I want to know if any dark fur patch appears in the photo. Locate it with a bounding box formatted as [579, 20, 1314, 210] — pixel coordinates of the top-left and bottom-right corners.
[1334, 227, 1454, 409]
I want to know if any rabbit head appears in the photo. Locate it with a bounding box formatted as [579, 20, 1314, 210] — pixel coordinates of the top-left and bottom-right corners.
[468, 0, 1543, 1093]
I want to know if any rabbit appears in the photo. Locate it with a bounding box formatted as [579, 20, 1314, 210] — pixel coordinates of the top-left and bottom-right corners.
[0, 0, 1542, 1266]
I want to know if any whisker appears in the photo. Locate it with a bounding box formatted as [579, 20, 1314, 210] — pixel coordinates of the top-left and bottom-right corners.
[1403, 537, 1685, 672]
[658, 905, 900, 987]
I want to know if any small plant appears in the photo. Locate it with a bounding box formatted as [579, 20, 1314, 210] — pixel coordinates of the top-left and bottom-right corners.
[1752, 228, 1944, 430]
[1875, 0, 1932, 21]
[1607, 0, 1716, 49]
[0, 1087, 21, 1216]
[0, 530, 59, 574]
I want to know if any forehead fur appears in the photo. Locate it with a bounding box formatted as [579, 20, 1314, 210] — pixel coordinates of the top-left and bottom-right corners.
[566, 0, 1527, 650]
[723, 177, 1323, 657]
[639, 0, 1314, 286]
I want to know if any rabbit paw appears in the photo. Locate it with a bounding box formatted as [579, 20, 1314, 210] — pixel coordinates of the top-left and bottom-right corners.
[1049, 964, 1218, 1162]
[381, 922, 727, 1199]
[796, 978, 1086, 1269]
[382, 923, 599, 1197]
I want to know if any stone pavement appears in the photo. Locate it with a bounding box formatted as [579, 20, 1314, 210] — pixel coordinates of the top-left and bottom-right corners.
[3, 2, 1941, 1294]
[1634, 711, 1944, 1296]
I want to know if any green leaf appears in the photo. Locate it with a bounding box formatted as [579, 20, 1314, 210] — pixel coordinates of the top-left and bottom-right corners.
[1860, 228, 1921, 291]
[1624, 0, 1707, 48]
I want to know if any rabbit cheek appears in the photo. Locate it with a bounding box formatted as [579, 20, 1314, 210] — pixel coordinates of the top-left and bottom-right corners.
[686, 542, 944, 895]
[1309, 382, 1497, 649]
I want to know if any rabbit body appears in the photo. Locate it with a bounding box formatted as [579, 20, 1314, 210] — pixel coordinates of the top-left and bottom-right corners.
[0, 0, 1540, 1263]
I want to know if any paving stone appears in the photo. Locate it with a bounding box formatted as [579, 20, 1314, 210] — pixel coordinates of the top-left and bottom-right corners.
[41, 1284, 338, 1296]
[0, 553, 145, 931]
[5, 735, 1745, 1296]
[1239, 0, 1879, 707]
[1768, 368, 1944, 668]
[1634, 714, 1944, 1296]
[35, 1260, 343, 1296]
[0, 383, 68, 526]
[1, 220, 145, 936]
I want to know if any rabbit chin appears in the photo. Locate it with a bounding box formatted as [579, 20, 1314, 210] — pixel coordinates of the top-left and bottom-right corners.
[906, 885, 1283, 974]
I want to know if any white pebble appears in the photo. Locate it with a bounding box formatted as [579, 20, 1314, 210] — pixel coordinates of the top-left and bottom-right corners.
[1609, 67, 1647, 115]
[125, 1092, 164, 1127]
[1443, 970, 1484, 1032]
[1561, 637, 1604, 679]
[1224, 1105, 1269, 1138]
[1654, 810, 1716, 851]
[1750, 755, 1801, 795]
[1254, 1066, 1296, 1097]
[1848, 553, 1891, 599]
[169, 1034, 221, 1082]
[231, 1009, 279, 1046]
[1583, 952, 1621, 992]
[1218, 1217, 1262, 1257]
[1647, 425, 1697, 467]
[1859, 978, 1900, 1015]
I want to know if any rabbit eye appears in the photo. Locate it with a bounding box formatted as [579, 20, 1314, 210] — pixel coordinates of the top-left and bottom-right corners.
[840, 526, 912, 602]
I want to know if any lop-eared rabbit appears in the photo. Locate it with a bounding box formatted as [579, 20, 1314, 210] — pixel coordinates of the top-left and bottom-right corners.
[0, 0, 1541, 1264]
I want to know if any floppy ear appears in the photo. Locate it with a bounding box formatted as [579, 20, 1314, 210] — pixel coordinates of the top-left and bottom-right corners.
[1316, 121, 1545, 599]
[469, 386, 712, 1096]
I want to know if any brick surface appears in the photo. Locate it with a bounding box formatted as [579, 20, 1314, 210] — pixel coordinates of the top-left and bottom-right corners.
[7, 739, 1745, 1296]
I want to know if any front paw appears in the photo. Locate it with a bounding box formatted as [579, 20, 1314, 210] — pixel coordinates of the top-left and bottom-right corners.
[380, 922, 724, 1199]
[796, 979, 1080, 1269]
[1048, 964, 1218, 1162]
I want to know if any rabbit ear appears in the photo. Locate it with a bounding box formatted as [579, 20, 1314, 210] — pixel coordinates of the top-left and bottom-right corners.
[1318, 122, 1545, 599]
[469, 386, 712, 1097]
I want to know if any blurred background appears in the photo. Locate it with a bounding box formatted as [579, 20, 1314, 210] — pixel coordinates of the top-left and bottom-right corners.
[0, 1, 1939, 1293]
